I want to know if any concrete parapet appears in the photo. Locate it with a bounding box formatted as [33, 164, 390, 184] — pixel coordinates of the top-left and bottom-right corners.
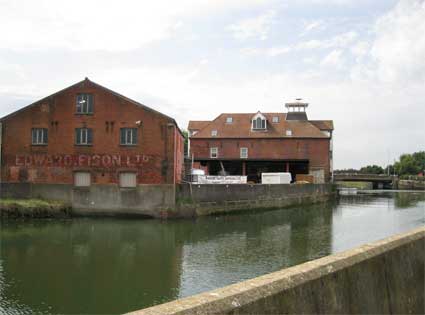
[126, 226, 425, 314]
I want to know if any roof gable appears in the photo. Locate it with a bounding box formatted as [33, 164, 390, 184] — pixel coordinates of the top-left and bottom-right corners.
[0, 77, 183, 136]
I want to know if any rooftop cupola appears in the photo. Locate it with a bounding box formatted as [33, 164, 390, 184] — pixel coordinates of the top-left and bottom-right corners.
[285, 98, 308, 121]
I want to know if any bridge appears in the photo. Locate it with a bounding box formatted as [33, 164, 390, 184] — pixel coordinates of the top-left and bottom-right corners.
[333, 173, 398, 189]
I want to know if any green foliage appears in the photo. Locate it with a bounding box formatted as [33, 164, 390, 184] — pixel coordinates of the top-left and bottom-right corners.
[359, 165, 384, 174]
[394, 151, 425, 176]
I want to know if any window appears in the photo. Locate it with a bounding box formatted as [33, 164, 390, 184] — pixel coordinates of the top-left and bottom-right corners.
[76, 94, 93, 114]
[252, 117, 266, 129]
[226, 117, 233, 123]
[74, 172, 91, 187]
[31, 128, 48, 145]
[211, 130, 218, 136]
[240, 147, 248, 159]
[120, 128, 137, 145]
[272, 116, 279, 123]
[119, 172, 137, 188]
[286, 129, 292, 136]
[75, 128, 93, 145]
[210, 147, 218, 158]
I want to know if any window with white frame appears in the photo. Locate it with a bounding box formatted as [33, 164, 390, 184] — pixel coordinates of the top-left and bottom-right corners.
[74, 172, 91, 187]
[226, 117, 233, 123]
[240, 147, 248, 158]
[286, 129, 292, 136]
[31, 128, 48, 145]
[119, 172, 137, 188]
[75, 128, 93, 145]
[211, 130, 218, 136]
[210, 147, 218, 158]
[252, 116, 266, 130]
[120, 128, 137, 145]
[76, 94, 93, 114]
[272, 116, 279, 123]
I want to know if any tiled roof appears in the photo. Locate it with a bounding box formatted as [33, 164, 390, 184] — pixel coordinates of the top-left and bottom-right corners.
[189, 113, 332, 139]
[188, 121, 210, 130]
[309, 120, 334, 130]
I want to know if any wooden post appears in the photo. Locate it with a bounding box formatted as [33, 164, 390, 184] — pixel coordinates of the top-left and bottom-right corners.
[286, 162, 289, 172]
[242, 161, 246, 176]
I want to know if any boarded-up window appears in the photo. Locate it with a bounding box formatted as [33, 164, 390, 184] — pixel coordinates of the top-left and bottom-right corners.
[119, 172, 137, 188]
[74, 172, 91, 187]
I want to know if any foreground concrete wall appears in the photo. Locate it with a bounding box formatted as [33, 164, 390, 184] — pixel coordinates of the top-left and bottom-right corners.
[127, 226, 425, 315]
[0, 183, 174, 218]
[176, 183, 334, 216]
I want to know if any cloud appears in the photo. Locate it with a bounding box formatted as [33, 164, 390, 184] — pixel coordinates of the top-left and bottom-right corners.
[370, 0, 425, 84]
[241, 31, 358, 57]
[320, 49, 345, 68]
[0, 0, 273, 51]
[227, 10, 276, 41]
[300, 20, 326, 36]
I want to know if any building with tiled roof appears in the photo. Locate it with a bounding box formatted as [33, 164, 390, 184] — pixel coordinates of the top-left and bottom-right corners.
[188, 100, 334, 183]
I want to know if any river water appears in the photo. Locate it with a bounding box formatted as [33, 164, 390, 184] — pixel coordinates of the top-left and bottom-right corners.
[0, 191, 424, 314]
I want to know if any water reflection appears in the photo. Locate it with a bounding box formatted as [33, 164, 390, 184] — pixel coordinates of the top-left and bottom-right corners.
[0, 191, 424, 314]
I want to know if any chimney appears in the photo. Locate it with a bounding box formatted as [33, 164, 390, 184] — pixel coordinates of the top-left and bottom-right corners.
[285, 98, 308, 120]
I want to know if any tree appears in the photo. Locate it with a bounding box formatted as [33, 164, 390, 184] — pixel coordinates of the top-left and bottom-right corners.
[359, 165, 384, 174]
[394, 151, 425, 175]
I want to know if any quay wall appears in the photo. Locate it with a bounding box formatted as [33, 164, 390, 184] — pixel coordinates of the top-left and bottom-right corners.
[0, 183, 334, 218]
[0, 183, 174, 218]
[127, 226, 425, 315]
[176, 183, 334, 217]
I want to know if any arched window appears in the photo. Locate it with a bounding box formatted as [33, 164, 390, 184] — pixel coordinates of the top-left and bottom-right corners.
[252, 116, 266, 130]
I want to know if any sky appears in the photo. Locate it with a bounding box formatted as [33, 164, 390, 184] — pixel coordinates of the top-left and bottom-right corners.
[0, 0, 424, 169]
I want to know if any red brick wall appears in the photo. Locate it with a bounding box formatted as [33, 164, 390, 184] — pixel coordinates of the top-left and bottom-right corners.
[190, 138, 331, 180]
[0, 80, 184, 184]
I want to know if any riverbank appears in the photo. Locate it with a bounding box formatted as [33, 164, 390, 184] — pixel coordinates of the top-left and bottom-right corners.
[0, 198, 71, 219]
[1, 183, 335, 218]
[398, 179, 425, 190]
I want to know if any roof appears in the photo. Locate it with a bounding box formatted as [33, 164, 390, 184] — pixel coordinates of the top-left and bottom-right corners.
[189, 113, 333, 139]
[188, 121, 210, 131]
[309, 120, 334, 131]
[0, 77, 184, 137]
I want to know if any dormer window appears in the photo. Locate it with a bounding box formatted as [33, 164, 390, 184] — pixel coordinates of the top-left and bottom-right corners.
[226, 117, 233, 123]
[211, 130, 218, 136]
[252, 112, 267, 130]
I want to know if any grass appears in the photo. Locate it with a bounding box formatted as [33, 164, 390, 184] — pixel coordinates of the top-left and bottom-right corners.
[0, 198, 71, 219]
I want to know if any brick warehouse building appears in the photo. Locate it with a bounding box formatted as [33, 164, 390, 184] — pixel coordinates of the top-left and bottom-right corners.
[0, 78, 184, 188]
[188, 100, 333, 183]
